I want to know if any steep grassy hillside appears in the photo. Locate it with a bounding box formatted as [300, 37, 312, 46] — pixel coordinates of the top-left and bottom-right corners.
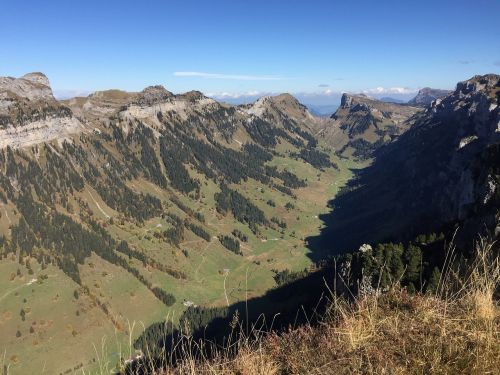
[0, 73, 359, 374]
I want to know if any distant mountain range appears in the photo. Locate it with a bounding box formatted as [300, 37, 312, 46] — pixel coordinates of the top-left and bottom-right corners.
[305, 104, 339, 117]
[304, 88, 451, 118]
[379, 96, 405, 104]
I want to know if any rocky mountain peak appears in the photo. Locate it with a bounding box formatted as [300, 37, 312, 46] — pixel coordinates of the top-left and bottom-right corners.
[455, 74, 499, 96]
[21, 72, 51, 87]
[181, 90, 207, 102]
[339, 93, 372, 109]
[0, 72, 54, 101]
[244, 93, 311, 120]
[339, 93, 354, 108]
[323, 93, 421, 159]
[272, 93, 302, 106]
[269, 93, 310, 115]
[136, 85, 173, 106]
[429, 73, 499, 140]
[0, 72, 85, 149]
[408, 87, 451, 106]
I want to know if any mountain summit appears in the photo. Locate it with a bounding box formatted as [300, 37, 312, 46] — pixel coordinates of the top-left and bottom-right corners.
[313, 93, 421, 159]
[0, 72, 85, 148]
[408, 87, 451, 106]
[0, 72, 53, 101]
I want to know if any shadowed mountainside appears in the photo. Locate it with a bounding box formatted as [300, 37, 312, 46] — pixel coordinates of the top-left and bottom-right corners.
[307, 74, 500, 256]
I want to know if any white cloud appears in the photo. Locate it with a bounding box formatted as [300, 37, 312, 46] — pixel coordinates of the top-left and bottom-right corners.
[362, 86, 415, 95]
[174, 71, 285, 81]
[53, 89, 92, 99]
[298, 88, 339, 97]
[205, 90, 265, 99]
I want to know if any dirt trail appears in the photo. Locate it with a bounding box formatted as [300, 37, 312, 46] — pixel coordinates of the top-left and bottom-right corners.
[87, 190, 110, 219]
[2, 204, 12, 224]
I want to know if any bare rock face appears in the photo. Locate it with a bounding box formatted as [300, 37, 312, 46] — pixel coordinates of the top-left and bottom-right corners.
[136, 85, 173, 106]
[21, 72, 51, 87]
[0, 72, 86, 149]
[319, 93, 421, 159]
[432, 74, 499, 138]
[408, 87, 451, 106]
[323, 74, 500, 251]
[64, 89, 137, 119]
[0, 72, 54, 101]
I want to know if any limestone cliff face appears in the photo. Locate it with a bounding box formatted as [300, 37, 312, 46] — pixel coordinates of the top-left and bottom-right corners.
[0, 72, 320, 153]
[428, 74, 500, 224]
[0, 72, 86, 149]
[408, 87, 451, 106]
[0, 72, 53, 101]
[321, 74, 500, 251]
[316, 94, 421, 159]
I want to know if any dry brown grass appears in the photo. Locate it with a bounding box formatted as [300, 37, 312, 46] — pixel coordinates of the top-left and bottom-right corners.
[120, 236, 500, 375]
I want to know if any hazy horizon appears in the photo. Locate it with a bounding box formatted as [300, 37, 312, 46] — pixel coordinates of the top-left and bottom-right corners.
[2, 0, 499, 105]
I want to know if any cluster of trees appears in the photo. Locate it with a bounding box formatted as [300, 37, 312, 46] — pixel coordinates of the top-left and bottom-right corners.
[12, 193, 110, 283]
[164, 212, 183, 226]
[242, 117, 286, 148]
[186, 222, 211, 242]
[340, 112, 382, 137]
[170, 196, 205, 223]
[272, 183, 296, 197]
[159, 119, 312, 201]
[95, 181, 162, 223]
[1, 146, 85, 207]
[231, 229, 248, 242]
[218, 235, 241, 255]
[163, 224, 185, 248]
[340, 138, 385, 160]
[296, 148, 335, 169]
[151, 287, 176, 306]
[281, 117, 317, 147]
[271, 216, 287, 229]
[265, 166, 307, 189]
[342, 234, 448, 294]
[272, 268, 309, 286]
[215, 185, 268, 228]
[133, 305, 229, 357]
[9, 191, 178, 305]
[160, 137, 199, 194]
[182, 133, 272, 185]
[136, 125, 167, 188]
[242, 143, 273, 163]
[116, 240, 187, 280]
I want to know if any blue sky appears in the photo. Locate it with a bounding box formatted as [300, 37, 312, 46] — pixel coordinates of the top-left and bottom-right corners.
[1, 0, 499, 104]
